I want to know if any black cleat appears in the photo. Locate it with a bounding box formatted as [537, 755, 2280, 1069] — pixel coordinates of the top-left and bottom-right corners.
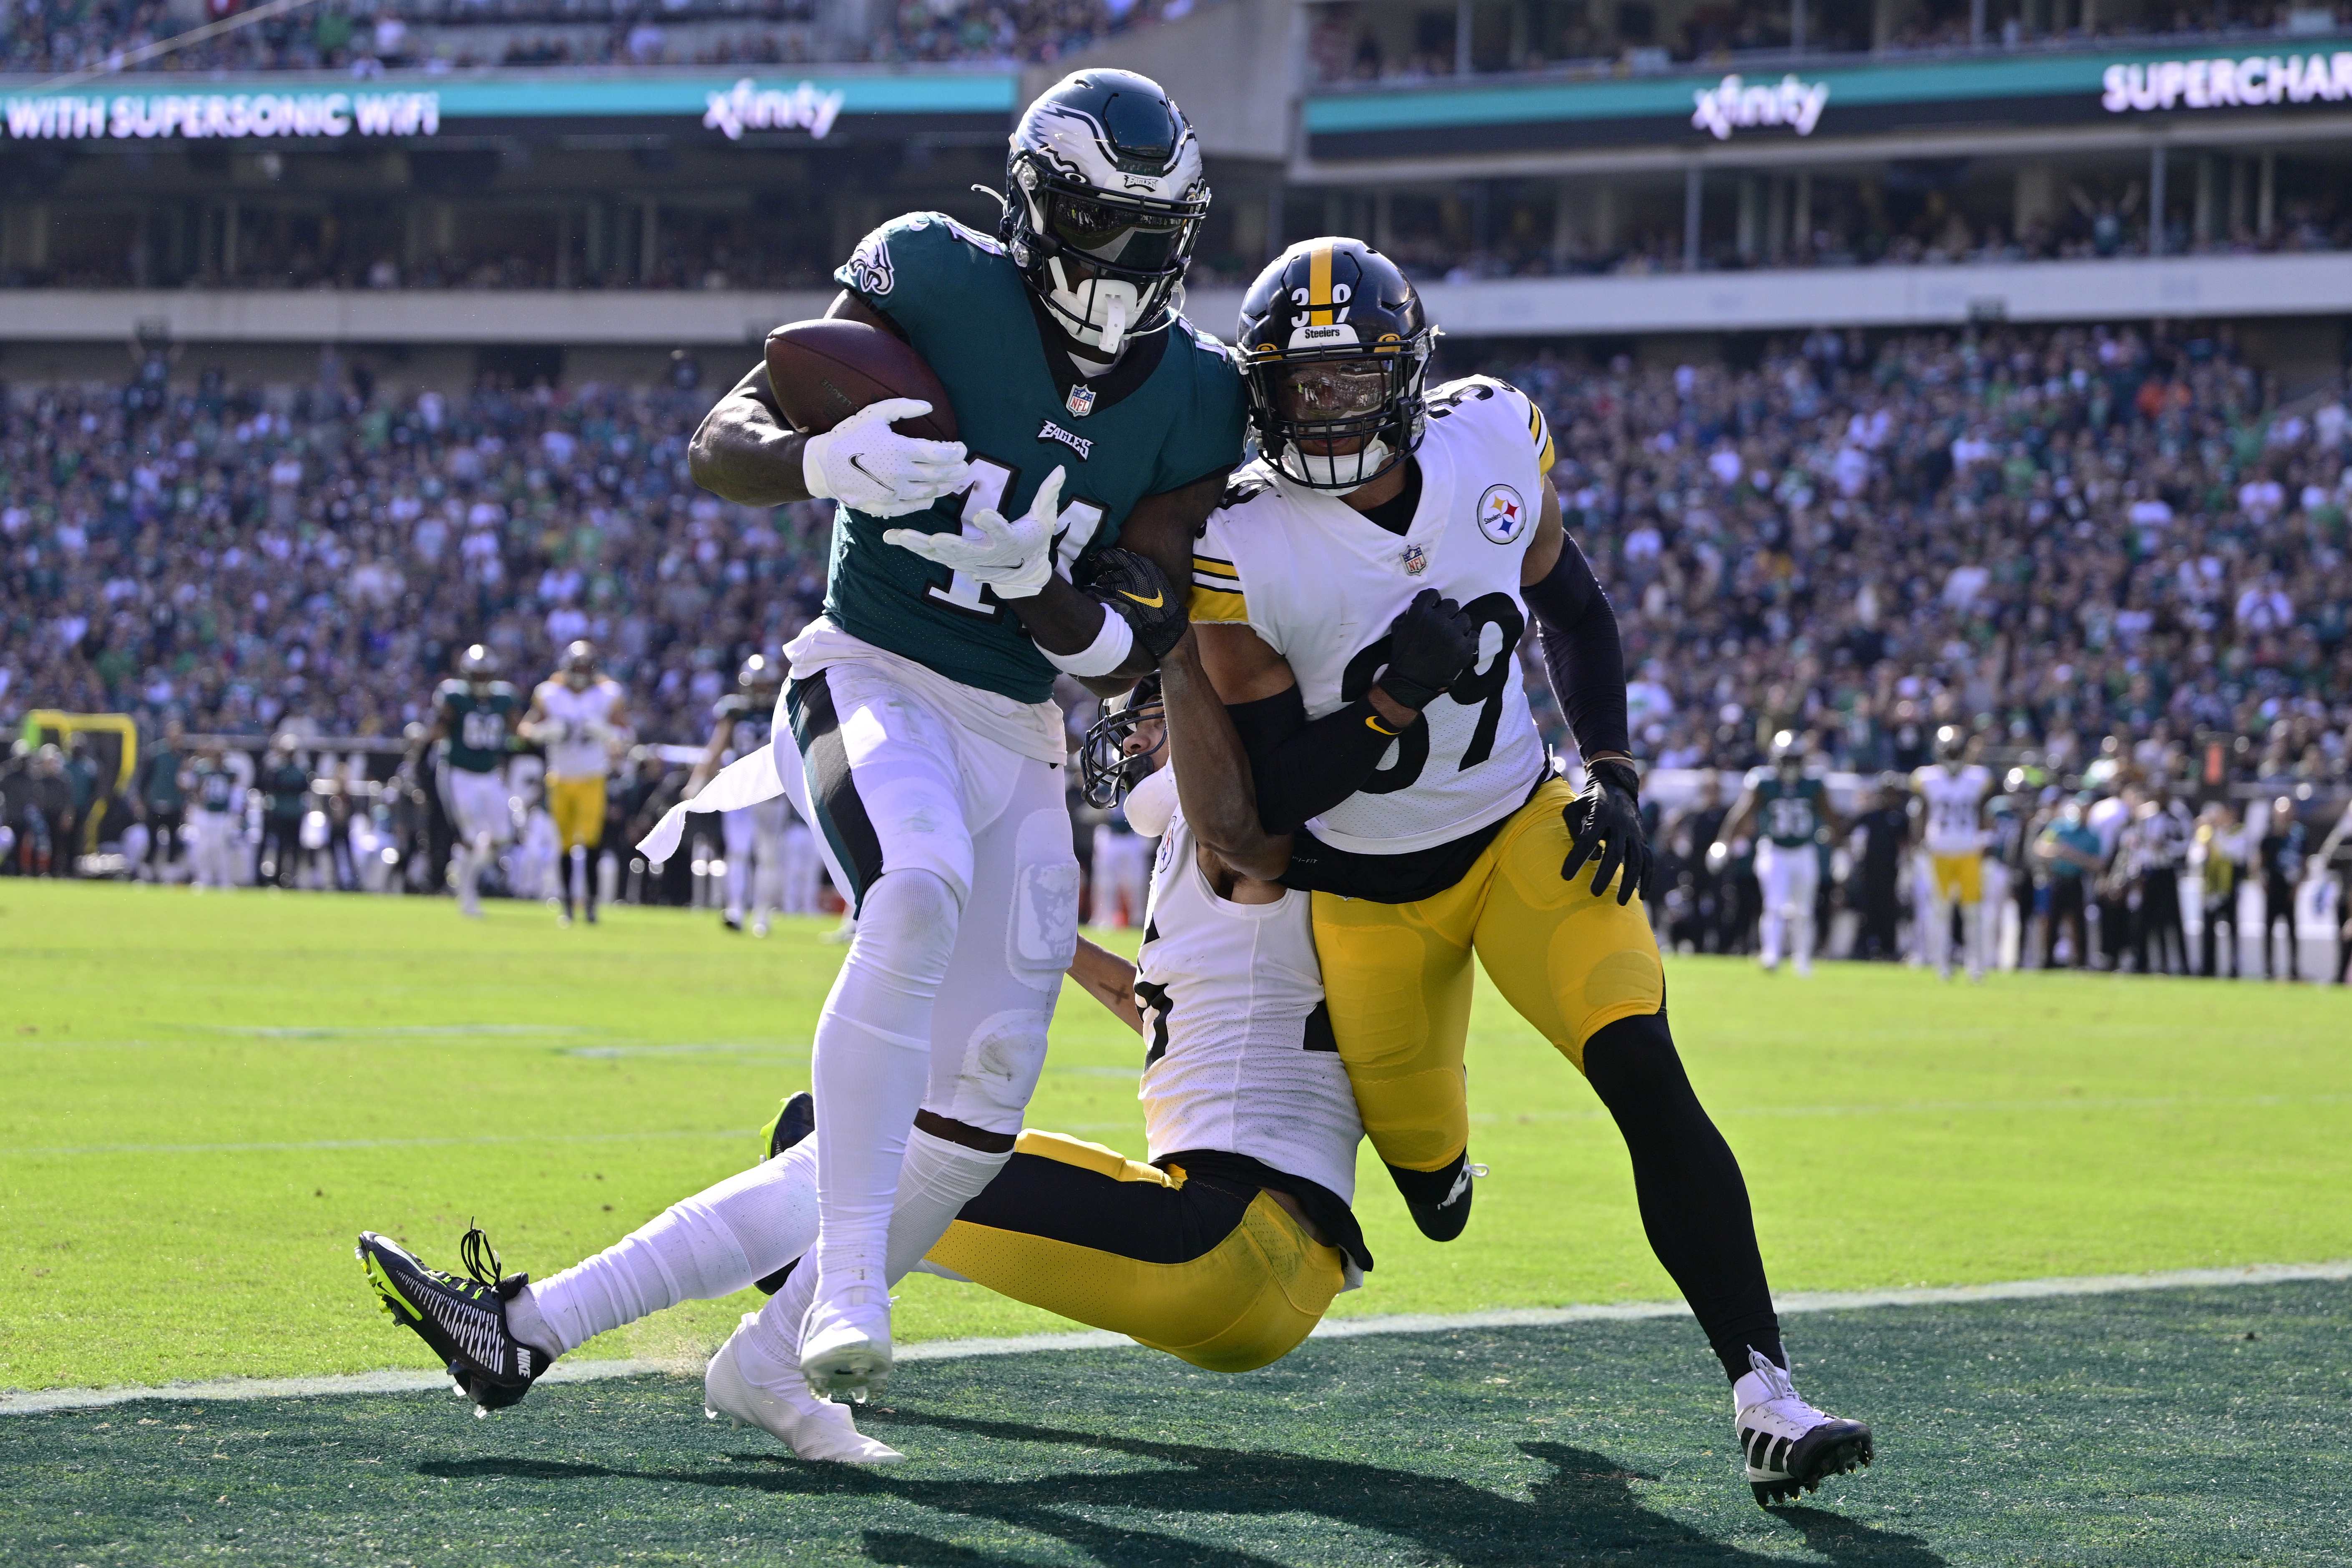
[722, 912, 743, 933]
[357, 1227, 553, 1414]
[1733, 1350, 1874, 1507]
[752, 1091, 817, 1295]
[1386, 1151, 1482, 1242]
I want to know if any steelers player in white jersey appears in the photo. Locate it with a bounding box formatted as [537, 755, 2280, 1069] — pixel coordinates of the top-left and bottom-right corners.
[1913, 724, 1994, 983]
[521, 640, 631, 926]
[1188, 238, 1871, 1507]
[355, 629, 1369, 1466]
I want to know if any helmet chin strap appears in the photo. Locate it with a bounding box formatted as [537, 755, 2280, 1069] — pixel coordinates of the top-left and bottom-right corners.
[1048, 256, 1141, 357]
[1282, 436, 1392, 492]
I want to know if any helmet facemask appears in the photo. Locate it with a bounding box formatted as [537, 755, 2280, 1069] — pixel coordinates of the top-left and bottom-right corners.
[1009, 159, 1205, 357]
[1079, 678, 1167, 809]
[1246, 345, 1430, 493]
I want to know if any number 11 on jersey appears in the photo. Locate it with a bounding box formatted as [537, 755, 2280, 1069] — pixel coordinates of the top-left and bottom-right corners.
[922, 456, 1105, 621]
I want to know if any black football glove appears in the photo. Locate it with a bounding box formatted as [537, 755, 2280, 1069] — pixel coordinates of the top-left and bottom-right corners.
[1562, 758, 1649, 906]
[1081, 546, 1187, 663]
[1376, 588, 1478, 712]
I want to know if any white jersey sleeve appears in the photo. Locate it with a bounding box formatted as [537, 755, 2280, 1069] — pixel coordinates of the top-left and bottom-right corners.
[1193, 376, 1555, 856]
[1135, 808, 1362, 1205]
[539, 679, 621, 779]
[1915, 763, 1992, 854]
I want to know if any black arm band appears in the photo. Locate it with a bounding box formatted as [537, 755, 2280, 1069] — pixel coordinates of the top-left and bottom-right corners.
[1225, 685, 1411, 834]
[1522, 535, 1632, 762]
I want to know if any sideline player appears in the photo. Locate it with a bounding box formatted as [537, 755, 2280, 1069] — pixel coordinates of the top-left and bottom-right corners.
[1711, 731, 1842, 976]
[1913, 725, 1992, 982]
[683, 69, 1244, 1402]
[185, 742, 243, 891]
[428, 646, 521, 919]
[1187, 238, 1871, 1505]
[357, 632, 1368, 1465]
[522, 640, 629, 926]
[688, 654, 795, 936]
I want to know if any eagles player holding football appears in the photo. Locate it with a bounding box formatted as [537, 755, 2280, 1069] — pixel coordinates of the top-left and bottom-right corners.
[428, 644, 521, 919]
[1187, 238, 1872, 1506]
[355, 633, 1374, 1465]
[521, 640, 630, 926]
[1710, 730, 1844, 977]
[684, 70, 1240, 1406]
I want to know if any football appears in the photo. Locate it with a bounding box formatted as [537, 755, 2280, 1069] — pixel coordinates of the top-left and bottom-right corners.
[762, 318, 958, 443]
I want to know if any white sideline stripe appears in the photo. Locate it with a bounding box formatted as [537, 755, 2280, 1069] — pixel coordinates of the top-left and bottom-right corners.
[1, 1129, 755, 1158]
[7, 1261, 2346, 1417]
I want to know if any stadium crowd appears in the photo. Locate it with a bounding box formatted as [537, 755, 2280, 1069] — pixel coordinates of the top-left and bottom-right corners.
[0, 320, 2346, 969]
[0, 0, 1186, 75]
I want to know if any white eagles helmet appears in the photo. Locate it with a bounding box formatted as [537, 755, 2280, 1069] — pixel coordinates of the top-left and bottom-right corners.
[1002, 70, 1209, 358]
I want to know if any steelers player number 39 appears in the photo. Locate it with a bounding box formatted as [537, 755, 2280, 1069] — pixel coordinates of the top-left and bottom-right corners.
[1339, 591, 1527, 794]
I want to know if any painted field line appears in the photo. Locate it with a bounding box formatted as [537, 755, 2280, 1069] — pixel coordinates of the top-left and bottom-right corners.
[1, 1128, 755, 1158]
[8, 1260, 2344, 1416]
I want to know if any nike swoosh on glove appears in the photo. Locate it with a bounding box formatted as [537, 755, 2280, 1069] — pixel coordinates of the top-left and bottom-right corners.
[1562, 760, 1650, 906]
[802, 399, 971, 519]
[1079, 546, 1187, 661]
[885, 467, 1063, 600]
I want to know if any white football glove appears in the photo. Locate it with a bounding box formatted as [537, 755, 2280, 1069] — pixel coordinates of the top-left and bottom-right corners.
[801, 399, 970, 519]
[885, 466, 1064, 601]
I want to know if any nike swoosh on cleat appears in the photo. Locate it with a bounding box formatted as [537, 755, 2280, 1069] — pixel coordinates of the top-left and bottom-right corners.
[1119, 589, 1165, 608]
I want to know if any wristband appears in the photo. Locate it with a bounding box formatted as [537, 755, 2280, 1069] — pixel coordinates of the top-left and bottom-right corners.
[1040, 603, 1137, 678]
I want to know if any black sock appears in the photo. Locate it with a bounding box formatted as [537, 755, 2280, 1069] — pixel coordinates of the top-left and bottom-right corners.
[558, 853, 574, 917]
[580, 851, 595, 917]
[1583, 1009, 1786, 1383]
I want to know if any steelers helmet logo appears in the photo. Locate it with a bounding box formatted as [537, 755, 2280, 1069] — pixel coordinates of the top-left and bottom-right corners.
[1476, 483, 1528, 544]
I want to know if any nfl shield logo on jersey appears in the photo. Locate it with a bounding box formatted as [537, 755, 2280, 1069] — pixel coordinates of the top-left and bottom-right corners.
[1065, 384, 1097, 418]
[1477, 484, 1528, 544]
[1401, 544, 1428, 575]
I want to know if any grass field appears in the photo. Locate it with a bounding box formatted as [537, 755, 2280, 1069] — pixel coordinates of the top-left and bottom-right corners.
[4, 879, 2350, 1564]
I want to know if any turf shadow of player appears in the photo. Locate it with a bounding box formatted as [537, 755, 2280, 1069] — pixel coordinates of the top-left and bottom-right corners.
[420, 1415, 1946, 1567]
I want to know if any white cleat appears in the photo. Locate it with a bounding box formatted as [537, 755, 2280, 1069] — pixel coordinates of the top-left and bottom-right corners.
[1794, 959, 1813, 978]
[752, 916, 771, 939]
[1733, 1349, 1873, 1507]
[799, 1276, 893, 1402]
[704, 1316, 902, 1464]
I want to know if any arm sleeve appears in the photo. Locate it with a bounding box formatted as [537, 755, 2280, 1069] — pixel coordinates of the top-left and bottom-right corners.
[1521, 533, 1631, 760]
[1225, 685, 1416, 836]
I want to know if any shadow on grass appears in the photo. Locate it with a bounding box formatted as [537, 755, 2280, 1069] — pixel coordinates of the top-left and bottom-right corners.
[418, 1407, 1943, 1567]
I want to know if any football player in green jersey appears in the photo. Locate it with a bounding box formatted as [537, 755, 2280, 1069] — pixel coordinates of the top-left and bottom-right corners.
[685, 69, 1244, 1426]
[1712, 730, 1844, 977]
[428, 644, 521, 919]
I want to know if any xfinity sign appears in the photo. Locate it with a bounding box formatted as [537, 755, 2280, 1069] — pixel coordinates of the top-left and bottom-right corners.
[1690, 74, 1831, 140]
[2100, 52, 2352, 112]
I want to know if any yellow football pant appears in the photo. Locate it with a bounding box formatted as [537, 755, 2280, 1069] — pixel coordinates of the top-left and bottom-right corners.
[1313, 778, 1665, 1175]
[923, 1130, 1348, 1374]
[546, 775, 607, 851]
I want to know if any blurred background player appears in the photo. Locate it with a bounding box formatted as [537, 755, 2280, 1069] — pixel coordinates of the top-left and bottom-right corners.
[1914, 726, 1992, 983]
[2034, 795, 2105, 970]
[1848, 776, 1911, 963]
[1711, 730, 1841, 977]
[133, 719, 189, 884]
[524, 640, 631, 927]
[2197, 800, 2246, 979]
[254, 734, 312, 890]
[185, 742, 243, 892]
[430, 644, 520, 919]
[689, 653, 795, 936]
[1089, 786, 1151, 929]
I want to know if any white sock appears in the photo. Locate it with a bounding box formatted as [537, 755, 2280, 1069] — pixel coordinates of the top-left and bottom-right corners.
[1967, 901, 1987, 974]
[1794, 906, 1815, 969]
[1927, 898, 1952, 969]
[742, 1126, 1009, 1384]
[809, 870, 960, 1307]
[520, 1141, 820, 1356]
[1760, 911, 1783, 968]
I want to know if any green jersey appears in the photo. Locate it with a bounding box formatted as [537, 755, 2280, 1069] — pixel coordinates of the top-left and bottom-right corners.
[437, 680, 518, 773]
[1748, 770, 1827, 848]
[820, 212, 1248, 703]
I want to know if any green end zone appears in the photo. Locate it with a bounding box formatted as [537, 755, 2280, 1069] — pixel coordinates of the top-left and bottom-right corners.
[6, 1282, 2348, 1566]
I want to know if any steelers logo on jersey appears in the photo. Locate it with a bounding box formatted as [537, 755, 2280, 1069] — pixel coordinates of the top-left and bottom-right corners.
[1477, 483, 1529, 544]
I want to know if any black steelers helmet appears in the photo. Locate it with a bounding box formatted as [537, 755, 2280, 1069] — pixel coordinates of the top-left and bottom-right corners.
[1079, 673, 1165, 810]
[1003, 70, 1209, 357]
[1237, 238, 1435, 492]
